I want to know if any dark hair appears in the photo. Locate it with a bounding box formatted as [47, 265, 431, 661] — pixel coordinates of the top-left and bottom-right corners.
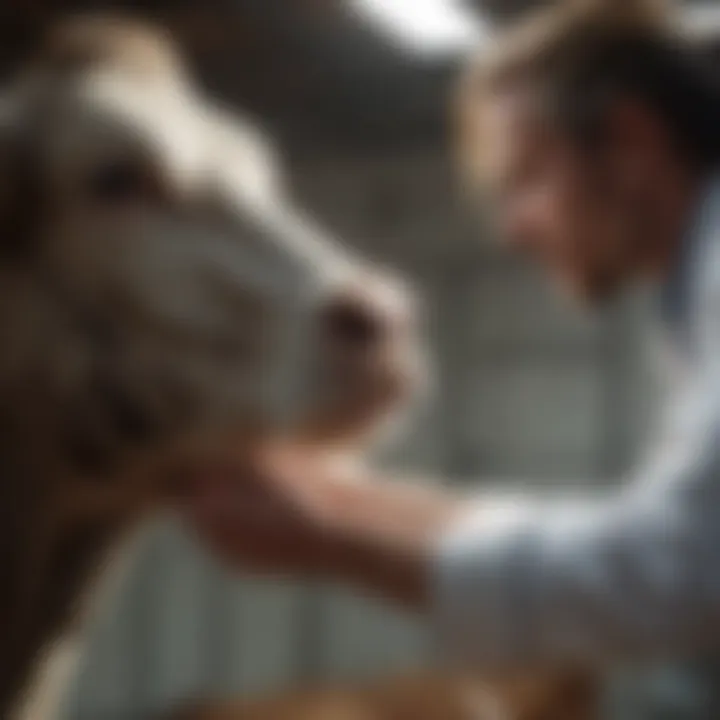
[459, 1, 720, 182]
[543, 31, 720, 171]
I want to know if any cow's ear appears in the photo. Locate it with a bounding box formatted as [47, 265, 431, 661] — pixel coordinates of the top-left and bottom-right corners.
[0, 94, 16, 225]
[0, 90, 44, 262]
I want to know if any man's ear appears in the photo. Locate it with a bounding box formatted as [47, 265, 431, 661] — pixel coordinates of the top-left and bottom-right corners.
[605, 97, 672, 196]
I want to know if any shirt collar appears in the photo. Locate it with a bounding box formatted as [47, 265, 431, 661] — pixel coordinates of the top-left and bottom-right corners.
[660, 176, 720, 333]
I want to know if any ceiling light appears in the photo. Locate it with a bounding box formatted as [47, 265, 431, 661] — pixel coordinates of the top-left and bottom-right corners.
[349, 0, 485, 55]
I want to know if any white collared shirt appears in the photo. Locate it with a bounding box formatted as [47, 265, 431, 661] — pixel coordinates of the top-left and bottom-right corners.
[435, 178, 720, 668]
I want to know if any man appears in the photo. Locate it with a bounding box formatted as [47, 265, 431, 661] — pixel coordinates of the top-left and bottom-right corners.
[186, 0, 720, 669]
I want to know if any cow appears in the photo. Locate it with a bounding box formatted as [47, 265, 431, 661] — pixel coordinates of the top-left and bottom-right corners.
[0, 15, 422, 720]
[0, 15, 595, 720]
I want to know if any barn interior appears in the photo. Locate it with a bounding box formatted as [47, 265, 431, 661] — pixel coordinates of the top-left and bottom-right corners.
[2, 1, 718, 718]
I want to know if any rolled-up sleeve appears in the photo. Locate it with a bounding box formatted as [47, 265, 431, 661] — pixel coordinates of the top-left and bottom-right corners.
[434, 355, 720, 668]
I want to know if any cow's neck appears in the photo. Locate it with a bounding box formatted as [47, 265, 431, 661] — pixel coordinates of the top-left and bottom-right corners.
[0, 419, 150, 719]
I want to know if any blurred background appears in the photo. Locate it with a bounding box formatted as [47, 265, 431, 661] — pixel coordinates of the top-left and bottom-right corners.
[2, 0, 712, 718]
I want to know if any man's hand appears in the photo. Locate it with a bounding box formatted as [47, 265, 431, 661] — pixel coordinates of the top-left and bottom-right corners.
[178, 442, 462, 607]
[180, 444, 360, 577]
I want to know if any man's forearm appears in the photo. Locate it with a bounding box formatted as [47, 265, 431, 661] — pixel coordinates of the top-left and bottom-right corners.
[319, 474, 463, 608]
[317, 471, 720, 669]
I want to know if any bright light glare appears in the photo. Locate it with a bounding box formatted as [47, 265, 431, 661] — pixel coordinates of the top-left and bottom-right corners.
[684, 3, 720, 38]
[349, 0, 485, 55]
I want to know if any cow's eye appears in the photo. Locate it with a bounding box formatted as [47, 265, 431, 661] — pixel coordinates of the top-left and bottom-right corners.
[85, 161, 148, 203]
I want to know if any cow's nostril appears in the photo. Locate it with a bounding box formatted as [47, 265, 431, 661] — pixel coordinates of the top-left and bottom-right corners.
[322, 297, 383, 347]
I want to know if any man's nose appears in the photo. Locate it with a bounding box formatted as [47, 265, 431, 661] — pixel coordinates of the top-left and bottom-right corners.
[320, 274, 416, 350]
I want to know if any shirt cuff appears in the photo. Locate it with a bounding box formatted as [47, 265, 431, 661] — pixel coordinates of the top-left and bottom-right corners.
[432, 494, 542, 669]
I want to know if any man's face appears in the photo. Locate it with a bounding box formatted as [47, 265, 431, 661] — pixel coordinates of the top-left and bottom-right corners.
[482, 89, 645, 303]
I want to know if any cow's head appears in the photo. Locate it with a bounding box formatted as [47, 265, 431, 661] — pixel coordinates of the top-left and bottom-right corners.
[0, 17, 425, 498]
